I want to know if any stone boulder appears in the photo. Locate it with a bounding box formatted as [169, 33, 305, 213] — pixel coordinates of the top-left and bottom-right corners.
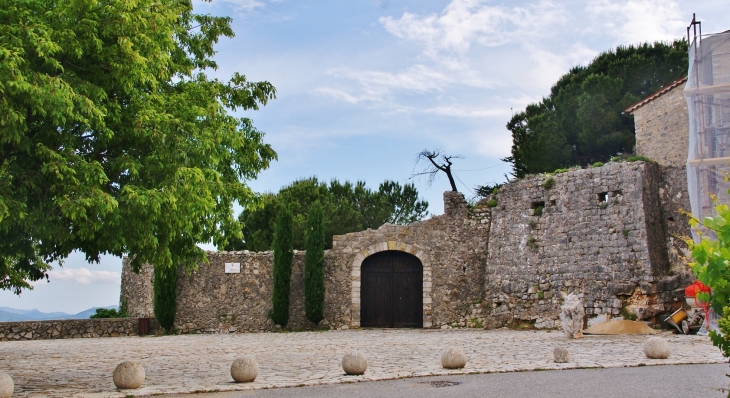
[231, 357, 259, 382]
[112, 362, 145, 389]
[441, 347, 467, 369]
[560, 294, 585, 339]
[0, 372, 13, 398]
[553, 347, 570, 363]
[341, 351, 367, 375]
[643, 337, 670, 359]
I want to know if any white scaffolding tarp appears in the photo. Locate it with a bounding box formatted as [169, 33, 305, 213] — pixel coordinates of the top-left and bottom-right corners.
[686, 30, 730, 227]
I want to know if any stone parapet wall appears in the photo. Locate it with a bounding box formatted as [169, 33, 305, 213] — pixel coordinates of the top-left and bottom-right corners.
[172, 250, 351, 333]
[632, 83, 689, 167]
[0, 318, 158, 341]
[484, 162, 685, 328]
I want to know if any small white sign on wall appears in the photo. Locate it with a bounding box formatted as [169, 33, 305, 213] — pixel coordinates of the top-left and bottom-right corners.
[224, 263, 241, 273]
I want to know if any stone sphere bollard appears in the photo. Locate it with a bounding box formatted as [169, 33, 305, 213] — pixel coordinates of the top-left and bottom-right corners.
[231, 357, 259, 383]
[441, 347, 467, 369]
[553, 346, 570, 363]
[341, 350, 368, 375]
[643, 337, 670, 359]
[112, 362, 145, 389]
[0, 372, 13, 398]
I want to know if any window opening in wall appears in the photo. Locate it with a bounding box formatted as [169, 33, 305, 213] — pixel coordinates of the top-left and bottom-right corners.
[532, 201, 545, 216]
[597, 192, 608, 203]
[549, 199, 557, 207]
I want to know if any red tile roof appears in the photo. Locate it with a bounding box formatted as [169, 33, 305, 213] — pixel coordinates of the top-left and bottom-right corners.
[623, 76, 688, 113]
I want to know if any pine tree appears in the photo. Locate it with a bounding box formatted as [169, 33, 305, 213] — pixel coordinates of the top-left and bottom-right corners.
[271, 205, 293, 327]
[305, 201, 326, 324]
[153, 264, 178, 333]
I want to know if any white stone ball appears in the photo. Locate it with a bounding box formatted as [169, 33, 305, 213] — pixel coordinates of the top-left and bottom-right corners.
[643, 337, 670, 359]
[553, 346, 570, 363]
[341, 350, 368, 375]
[112, 362, 145, 389]
[441, 347, 467, 369]
[0, 372, 13, 398]
[231, 357, 259, 383]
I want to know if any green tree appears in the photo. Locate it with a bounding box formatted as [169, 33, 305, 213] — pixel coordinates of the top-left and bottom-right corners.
[304, 201, 325, 324]
[90, 300, 130, 319]
[271, 205, 293, 327]
[503, 40, 688, 178]
[688, 202, 730, 359]
[0, 0, 276, 293]
[226, 178, 428, 252]
[154, 264, 178, 333]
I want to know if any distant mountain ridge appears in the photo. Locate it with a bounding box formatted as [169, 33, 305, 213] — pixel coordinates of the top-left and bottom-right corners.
[0, 306, 117, 322]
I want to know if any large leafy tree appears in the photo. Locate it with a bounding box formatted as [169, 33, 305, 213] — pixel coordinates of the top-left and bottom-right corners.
[504, 40, 688, 178]
[0, 0, 277, 293]
[225, 178, 429, 252]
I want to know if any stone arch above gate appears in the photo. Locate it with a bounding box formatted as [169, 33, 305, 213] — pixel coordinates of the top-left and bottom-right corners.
[351, 241, 432, 328]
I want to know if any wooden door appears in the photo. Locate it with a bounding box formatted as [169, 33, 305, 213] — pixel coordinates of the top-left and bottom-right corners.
[361, 251, 423, 328]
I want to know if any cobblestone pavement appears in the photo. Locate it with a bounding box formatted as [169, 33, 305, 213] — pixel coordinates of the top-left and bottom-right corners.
[0, 329, 724, 397]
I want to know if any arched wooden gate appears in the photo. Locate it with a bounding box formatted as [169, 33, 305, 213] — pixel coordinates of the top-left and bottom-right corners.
[360, 250, 423, 328]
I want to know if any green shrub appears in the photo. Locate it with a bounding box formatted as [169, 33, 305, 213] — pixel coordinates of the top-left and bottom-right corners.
[626, 155, 652, 163]
[487, 199, 498, 208]
[533, 206, 544, 216]
[304, 201, 325, 324]
[90, 300, 130, 319]
[553, 168, 569, 174]
[688, 203, 730, 357]
[620, 306, 637, 321]
[272, 205, 293, 327]
[593, 162, 604, 167]
[610, 154, 653, 163]
[542, 177, 555, 189]
[154, 264, 178, 333]
[527, 236, 538, 252]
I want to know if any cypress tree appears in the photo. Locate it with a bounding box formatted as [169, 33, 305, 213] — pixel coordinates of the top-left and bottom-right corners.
[305, 200, 326, 324]
[271, 205, 293, 327]
[153, 264, 178, 333]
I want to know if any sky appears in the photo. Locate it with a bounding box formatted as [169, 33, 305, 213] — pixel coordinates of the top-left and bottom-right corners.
[2, 0, 729, 314]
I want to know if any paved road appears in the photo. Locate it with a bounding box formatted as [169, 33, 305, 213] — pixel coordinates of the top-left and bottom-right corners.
[161, 364, 729, 398]
[0, 329, 724, 397]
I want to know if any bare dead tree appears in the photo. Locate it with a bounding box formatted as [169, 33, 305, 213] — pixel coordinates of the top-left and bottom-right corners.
[413, 150, 462, 192]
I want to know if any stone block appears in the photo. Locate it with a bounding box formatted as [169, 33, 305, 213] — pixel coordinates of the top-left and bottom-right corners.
[112, 362, 145, 389]
[553, 347, 570, 363]
[644, 337, 670, 359]
[342, 351, 367, 375]
[441, 347, 467, 369]
[0, 372, 13, 398]
[231, 357, 258, 382]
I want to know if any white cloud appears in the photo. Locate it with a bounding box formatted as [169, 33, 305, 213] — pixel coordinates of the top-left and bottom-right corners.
[46, 267, 121, 285]
[585, 0, 685, 45]
[194, 0, 267, 14]
[380, 0, 566, 59]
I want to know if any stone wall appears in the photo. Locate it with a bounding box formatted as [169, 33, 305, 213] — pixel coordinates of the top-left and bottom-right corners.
[121, 164, 693, 333]
[484, 162, 685, 329]
[330, 192, 491, 329]
[0, 318, 158, 341]
[122, 192, 491, 331]
[631, 83, 689, 167]
[169, 250, 352, 333]
[120, 258, 154, 317]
